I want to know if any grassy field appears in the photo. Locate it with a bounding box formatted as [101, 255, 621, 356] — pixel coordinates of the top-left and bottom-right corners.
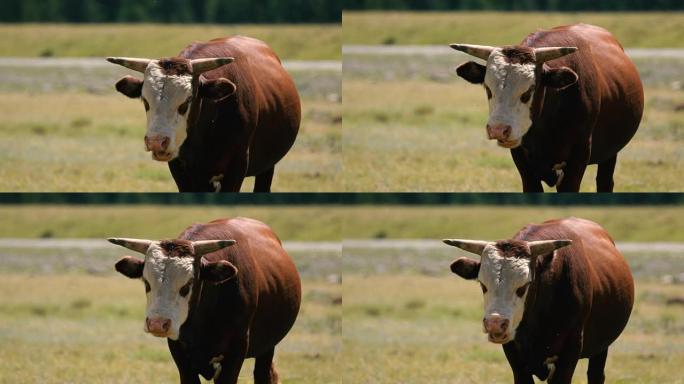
[343, 12, 684, 47]
[343, 52, 684, 191]
[0, 248, 341, 383]
[0, 205, 343, 240]
[342, 205, 684, 382]
[0, 64, 341, 192]
[0, 203, 341, 383]
[338, 205, 684, 241]
[2, 204, 684, 242]
[343, 272, 684, 383]
[0, 23, 340, 60]
[343, 216, 684, 384]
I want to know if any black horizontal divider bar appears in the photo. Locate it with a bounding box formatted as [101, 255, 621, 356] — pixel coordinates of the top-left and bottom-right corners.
[0, 193, 682, 206]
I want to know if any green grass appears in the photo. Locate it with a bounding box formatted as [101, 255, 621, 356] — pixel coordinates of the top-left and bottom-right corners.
[343, 273, 684, 383]
[0, 23, 341, 60]
[0, 205, 343, 241]
[339, 205, 684, 241]
[3, 205, 684, 242]
[343, 11, 684, 47]
[0, 274, 340, 384]
[342, 78, 684, 192]
[0, 91, 341, 192]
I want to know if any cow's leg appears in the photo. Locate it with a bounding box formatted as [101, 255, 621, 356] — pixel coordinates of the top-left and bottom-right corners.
[596, 155, 617, 192]
[503, 343, 534, 384]
[167, 339, 200, 384]
[547, 334, 582, 384]
[510, 148, 543, 192]
[253, 166, 275, 193]
[168, 159, 194, 192]
[254, 347, 280, 384]
[214, 336, 248, 384]
[587, 349, 608, 384]
[556, 147, 590, 192]
[218, 152, 249, 193]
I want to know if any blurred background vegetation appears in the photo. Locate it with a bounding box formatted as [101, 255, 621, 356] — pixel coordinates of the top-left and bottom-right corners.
[0, 0, 341, 23]
[344, 0, 683, 11]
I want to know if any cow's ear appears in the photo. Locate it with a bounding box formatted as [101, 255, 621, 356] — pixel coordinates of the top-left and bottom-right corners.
[199, 78, 236, 101]
[542, 66, 578, 90]
[115, 256, 144, 278]
[115, 76, 143, 98]
[200, 259, 238, 284]
[450, 257, 480, 280]
[456, 61, 486, 84]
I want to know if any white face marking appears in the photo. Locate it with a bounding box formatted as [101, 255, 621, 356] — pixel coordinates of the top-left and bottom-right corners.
[478, 244, 532, 342]
[141, 243, 194, 340]
[141, 62, 193, 160]
[484, 49, 536, 147]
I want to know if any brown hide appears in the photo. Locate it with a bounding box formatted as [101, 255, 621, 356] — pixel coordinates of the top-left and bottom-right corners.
[522, 24, 644, 165]
[508, 217, 634, 382]
[170, 217, 301, 382]
[178, 36, 301, 180]
[515, 24, 644, 192]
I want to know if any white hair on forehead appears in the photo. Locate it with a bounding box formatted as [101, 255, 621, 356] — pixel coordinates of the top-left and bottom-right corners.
[144, 246, 194, 283]
[486, 50, 536, 89]
[144, 62, 192, 100]
[480, 246, 531, 285]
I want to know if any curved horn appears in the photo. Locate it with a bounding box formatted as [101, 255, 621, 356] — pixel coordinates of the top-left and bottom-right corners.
[192, 240, 237, 256]
[528, 239, 572, 257]
[449, 44, 496, 61]
[534, 47, 578, 64]
[106, 57, 154, 73]
[107, 238, 153, 254]
[190, 57, 235, 75]
[443, 239, 490, 256]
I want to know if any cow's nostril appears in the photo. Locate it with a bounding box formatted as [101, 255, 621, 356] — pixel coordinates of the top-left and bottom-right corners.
[501, 319, 509, 331]
[161, 137, 170, 150]
[503, 126, 511, 138]
[162, 319, 171, 331]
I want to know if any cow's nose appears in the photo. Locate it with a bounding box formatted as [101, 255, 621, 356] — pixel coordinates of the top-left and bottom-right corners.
[144, 136, 170, 152]
[146, 317, 172, 334]
[486, 124, 512, 140]
[483, 315, 510, 334]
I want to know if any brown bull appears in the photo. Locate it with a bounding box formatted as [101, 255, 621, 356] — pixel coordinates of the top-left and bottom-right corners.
[452, 24, 644, 192]
[110, 217, 301, 383]
[108, 36, 301, 192]
[445, 217, 634, 383]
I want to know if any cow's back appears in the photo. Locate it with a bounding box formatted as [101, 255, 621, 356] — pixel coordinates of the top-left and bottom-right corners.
[514, 217, 634, 357]
[179, 36, 301, 175]
[178, 217, 301, 358]
[522, 24, 643, 164]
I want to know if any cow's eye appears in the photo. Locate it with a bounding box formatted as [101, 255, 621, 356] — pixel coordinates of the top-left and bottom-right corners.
[484, 85, 492, 100]
[142, 278, 151, 293]
[479, 282, 488, 294]
[520, 86, 533, 103]
[142, 97, 150, 111]
[179, 279, 193, 297]
[177, 98, 191, 115]
[516, 283, 530, 298]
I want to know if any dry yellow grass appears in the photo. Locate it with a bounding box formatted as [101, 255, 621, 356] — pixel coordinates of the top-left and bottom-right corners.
[343, 274, 684, 383]
[342, 79, 684, 191]
[0, 93, 341, 192]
